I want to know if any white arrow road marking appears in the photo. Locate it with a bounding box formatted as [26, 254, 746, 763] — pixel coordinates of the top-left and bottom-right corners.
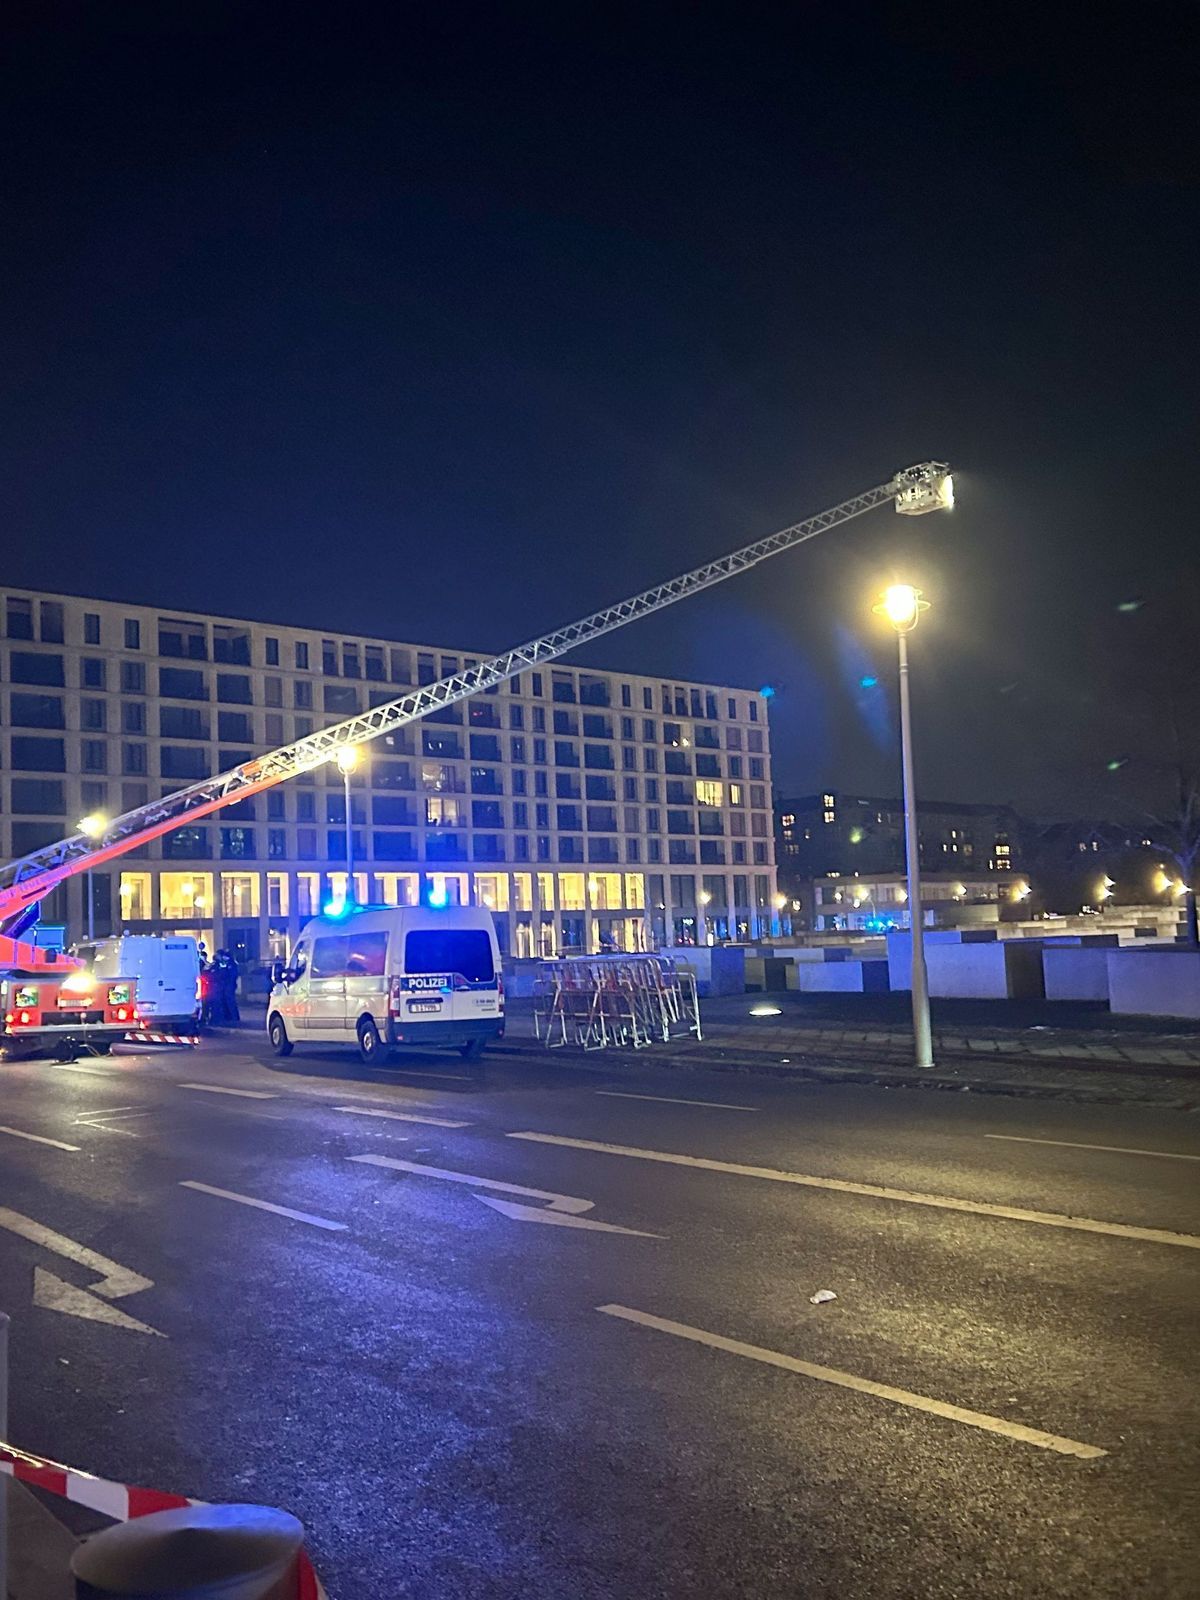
[179, 1181, 348, 1231]
[332, 1105, 470, 1128]
[0, 1206, 163, 1336]
[348, 1154, 662, 1236]
[597, 1305, 1107, 1460]
[33, 1269, 163, 1336]
[0, 1125, 80, 1152]
[510, 1133, 1200, 1250]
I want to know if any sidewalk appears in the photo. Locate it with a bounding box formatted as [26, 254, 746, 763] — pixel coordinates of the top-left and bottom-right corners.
[5, 1477, 76, 1599]
[235, 998, 1200, 1107]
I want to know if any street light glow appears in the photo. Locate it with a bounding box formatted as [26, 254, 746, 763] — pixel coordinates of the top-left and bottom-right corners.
[78, 812, 108, 838]
[881, 584, 920, 628]
[335, 744, 360, 775]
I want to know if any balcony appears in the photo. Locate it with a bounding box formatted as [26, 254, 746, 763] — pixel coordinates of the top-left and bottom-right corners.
[426, 833, 468, 862]
[422, 733, 464, 761]
[469, 704, 502, 728]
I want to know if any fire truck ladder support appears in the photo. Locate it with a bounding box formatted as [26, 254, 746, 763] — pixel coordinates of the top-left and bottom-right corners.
[0, 463, 952, 942]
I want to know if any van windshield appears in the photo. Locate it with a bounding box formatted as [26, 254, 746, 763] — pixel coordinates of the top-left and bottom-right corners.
[404, 930, 494, 984]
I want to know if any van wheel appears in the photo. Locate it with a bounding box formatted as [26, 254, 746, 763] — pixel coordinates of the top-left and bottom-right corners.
[90, 1042, 113, 1056]
[357, 1017, 384, 1064]
[459, 1037, 486, 1061]
[268, 1013, 293, 1057]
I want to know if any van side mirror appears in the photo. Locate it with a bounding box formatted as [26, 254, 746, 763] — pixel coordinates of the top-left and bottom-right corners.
[270, 959, 286, 986]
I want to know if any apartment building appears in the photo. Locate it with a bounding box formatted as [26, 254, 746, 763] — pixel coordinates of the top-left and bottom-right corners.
[1, 591, 780, 962]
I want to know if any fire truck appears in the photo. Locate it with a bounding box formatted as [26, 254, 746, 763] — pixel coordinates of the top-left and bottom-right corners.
[0, 463, 952, 1059]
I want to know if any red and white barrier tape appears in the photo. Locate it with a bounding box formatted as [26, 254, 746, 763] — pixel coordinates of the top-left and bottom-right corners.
[0, 1439, 326, 1597]
[124, 1031, 200, 1047]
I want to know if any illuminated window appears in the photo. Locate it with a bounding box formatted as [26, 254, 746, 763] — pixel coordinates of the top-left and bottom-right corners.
[159, 871, 213, 921]
[823, 810, 835, 823]
[426, 795, 463, 826]
[588, 873, 622, 910]
[822, 794, 834, 807]
[118, 871, 152, 921]
[221, 872, 260, 919]
[695, 779, 724, 808]
[624, 872, 645, 909]
[474, 873, 510, 911]
[729, 783, 743, 806]
[511, 873, 533, 912]
[536, 872, 556, 910]
[558, 872, 586, 911]
[780, 812, 795, 827]
[266, 872, 290, 918]
[373, 872, 419, 906]
[296, 872, 320, 918]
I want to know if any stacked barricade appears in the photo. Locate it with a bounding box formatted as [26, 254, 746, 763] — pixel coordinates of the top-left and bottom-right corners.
[532, 954, 701, 1051]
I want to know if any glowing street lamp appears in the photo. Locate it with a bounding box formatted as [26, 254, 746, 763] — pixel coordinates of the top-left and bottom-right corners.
[77, 812, 108, 940]
[873, 585, 933, 1069]
[334, 746, 362, 899]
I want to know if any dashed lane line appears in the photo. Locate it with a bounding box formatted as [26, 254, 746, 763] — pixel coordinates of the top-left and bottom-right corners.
[510, 1132, 1200, 1250]
[597, 1305, 1107, 1460]
[179, 1181, 347, 1231]
[985, 1134, 1200, 1163]
[178, 1083, 279, 1100]
[0, 1125, 80, 1152]
[331, 1105, 469, 1129]
[595, 1090, 758, 1112]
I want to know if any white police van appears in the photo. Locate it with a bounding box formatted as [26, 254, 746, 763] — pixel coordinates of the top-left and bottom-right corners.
[266, 904, 503, 1064]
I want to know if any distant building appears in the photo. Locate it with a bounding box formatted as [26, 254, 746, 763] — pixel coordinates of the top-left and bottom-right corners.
[776, 791, 1024, 930]
[798, 870, 1030, 933]
[1, 590, 781, 961]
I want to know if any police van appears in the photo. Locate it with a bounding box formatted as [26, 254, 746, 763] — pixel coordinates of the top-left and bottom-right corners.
[266, 904, 504, 1063]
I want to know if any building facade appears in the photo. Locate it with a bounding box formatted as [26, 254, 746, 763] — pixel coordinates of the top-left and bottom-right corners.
[799, 871, 1031, 932]
[1, 590, 780, 962]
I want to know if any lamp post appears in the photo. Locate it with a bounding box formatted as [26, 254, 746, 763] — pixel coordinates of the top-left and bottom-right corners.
[875, 584, 933, 1069]
[77, 812, 108, 941]
[335, 746, 360, 903]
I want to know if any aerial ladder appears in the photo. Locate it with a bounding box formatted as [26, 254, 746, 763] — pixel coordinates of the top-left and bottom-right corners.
[0, 461, 953, 991]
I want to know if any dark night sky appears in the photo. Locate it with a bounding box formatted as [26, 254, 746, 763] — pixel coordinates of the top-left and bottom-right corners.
[3, 4, 1197, 816]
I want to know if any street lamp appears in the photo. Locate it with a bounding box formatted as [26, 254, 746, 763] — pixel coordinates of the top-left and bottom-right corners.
[874, 584, 934, 1069]
[335, 746, 361, 902]
[77, 812, 108, 941]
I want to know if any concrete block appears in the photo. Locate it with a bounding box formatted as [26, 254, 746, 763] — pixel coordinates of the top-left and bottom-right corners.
[1043, 946, 1112, 1002]
[1108, 948, 1200, 1019]
[923, 940, 1045, 999]
[671, 946, 746, 997]
[794, 959, 890, 994]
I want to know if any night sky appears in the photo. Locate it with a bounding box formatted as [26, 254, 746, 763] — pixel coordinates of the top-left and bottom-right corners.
[4, 5, 1196, 816]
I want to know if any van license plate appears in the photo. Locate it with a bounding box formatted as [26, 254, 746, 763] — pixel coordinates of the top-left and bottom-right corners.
[407, 1001, 442, 1013]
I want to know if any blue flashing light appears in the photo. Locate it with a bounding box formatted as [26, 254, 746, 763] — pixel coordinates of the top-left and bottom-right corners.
[759, 684, 776, 700]
[427, 884, 449, 909]
[323, 899, 351, 918]
[859, 675, 878, 689]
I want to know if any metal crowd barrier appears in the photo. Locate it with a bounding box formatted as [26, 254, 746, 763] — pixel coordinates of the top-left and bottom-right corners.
[532, 954, 702, 1051]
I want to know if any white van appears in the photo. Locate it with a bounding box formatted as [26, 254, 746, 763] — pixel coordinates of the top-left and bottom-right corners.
[73, 934, 202, 1029]
[266, 905, 504, 1064]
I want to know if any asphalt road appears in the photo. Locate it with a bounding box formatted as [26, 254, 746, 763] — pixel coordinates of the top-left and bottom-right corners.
[1, 1029, 1198, 1598]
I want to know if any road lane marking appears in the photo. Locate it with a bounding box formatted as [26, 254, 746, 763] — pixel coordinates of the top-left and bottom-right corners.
[0, 1208, 155, 1303]
[597, 1305, 1107, 1460]
[510, 1132, 1200, 1250]
[985, 1134, 1200, 1163]
[178, 1083, 278, 1099]
[179, 1181, 347, 1231]
[331, 1105, 469, 1128]
[0, 1125, 80, 1151]
[33, 1269, 162, 1336]
[348, 1154, 662, 1236]
[595, 1091, 758, 1112]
